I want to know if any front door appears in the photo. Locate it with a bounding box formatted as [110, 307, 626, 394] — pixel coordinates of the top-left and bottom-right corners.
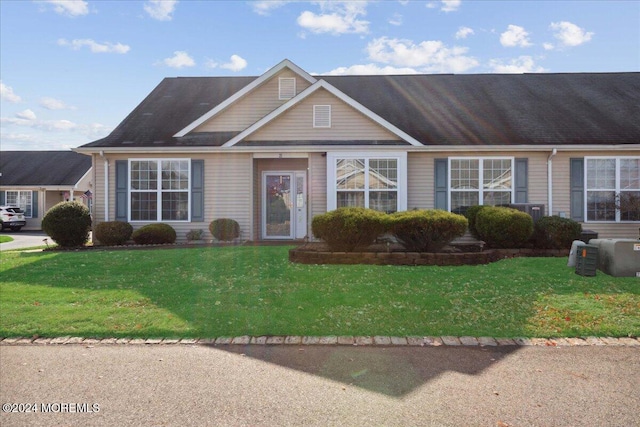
[262, 171, 307, 239]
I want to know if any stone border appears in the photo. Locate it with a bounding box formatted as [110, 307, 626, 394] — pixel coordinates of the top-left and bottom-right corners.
[289, 247, 569, 266]
[2, 336, 638, 347]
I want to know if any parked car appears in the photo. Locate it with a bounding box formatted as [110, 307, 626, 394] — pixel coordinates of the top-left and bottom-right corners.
[0, 206, 27, 231]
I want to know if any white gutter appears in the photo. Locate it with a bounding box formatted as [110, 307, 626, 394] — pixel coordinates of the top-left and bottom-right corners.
[547, 148, 557, 216]
[100, 151, 109, 221]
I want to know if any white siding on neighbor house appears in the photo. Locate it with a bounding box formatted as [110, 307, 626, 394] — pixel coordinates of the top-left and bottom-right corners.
[245, 89, 401, 142]
[193, 69, 312, 133]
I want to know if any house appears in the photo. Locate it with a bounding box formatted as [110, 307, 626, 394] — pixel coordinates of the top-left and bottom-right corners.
[0, 151, 93, 230]
[75, 59, 640, 242]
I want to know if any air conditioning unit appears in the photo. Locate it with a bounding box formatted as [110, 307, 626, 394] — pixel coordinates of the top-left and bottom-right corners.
[508, 204, 546, 222]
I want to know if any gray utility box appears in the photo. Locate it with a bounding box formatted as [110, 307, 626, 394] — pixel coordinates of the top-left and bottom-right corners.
[589, 239, 640, 277]
[575, 245, 599, 277]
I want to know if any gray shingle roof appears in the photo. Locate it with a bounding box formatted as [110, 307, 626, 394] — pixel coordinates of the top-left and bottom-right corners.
[82, 72, 640, 148]
[0, 151, 91, 186]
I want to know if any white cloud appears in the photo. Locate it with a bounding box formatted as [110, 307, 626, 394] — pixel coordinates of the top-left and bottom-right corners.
[1, 115, 76, 131]
[144, 0, 178, 21]
[440, 0, 461, 12]
[16, 109, 37, 121]
[366, 36, 479, 73]
[0, 82, 22, 103]
[161, 51, 195, 68]
[500, 25, 532, 48]
[252, 1, 292, 15]
[322, 63, 420, 75]
[40, 0, 89, 17]
[455, 26, 474, 39]
[57, 38, 131, 54]
[40, 97, 74, 110]
[297, 1, 369, 35]
[389, 13, 402, 26]
[489, 56, 547, 73]
[220, 55, 248, 72]
[550, 21, 593, 47]
[543, 43, 555, 51]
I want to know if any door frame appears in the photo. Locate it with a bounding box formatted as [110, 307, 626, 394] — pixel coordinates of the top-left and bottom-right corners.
[261, 171, 307, 240]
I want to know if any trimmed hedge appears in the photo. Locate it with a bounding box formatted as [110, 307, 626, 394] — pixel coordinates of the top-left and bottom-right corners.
[312, 207, 387, 252]
[476, 206, 533, 249]
[389, 209, 468, 252]
[464, 205, 486, 239]
[210, 218, 240, 241]
[41, 201, 92, 248]
[533, 216, 582, 249]
[131, 223, 177, 245]
[94, 221, 133, 246]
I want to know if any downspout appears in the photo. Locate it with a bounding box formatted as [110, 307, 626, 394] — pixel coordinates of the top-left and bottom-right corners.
[547, 148, 557, 216]
[100, 151, 109, 221]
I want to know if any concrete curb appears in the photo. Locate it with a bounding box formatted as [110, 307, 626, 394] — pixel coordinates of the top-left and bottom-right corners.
[1, 336, 639, 347]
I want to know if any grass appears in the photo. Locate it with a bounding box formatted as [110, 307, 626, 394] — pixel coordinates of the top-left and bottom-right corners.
[1, 246, 638, 339]
[0, 235, 14, 244]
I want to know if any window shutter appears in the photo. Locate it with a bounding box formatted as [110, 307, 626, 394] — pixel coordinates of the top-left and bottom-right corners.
[0, 192, 4, 206]
[313, 105, 331, 128]
[191, 160, 204, 222]
[514, 158, 528, 203]
[115, 160, 128, 221]
[434, 158, 448, 210]
[279, 78, 296, 100]
[570, 158, 584, 222]
[32, 191, 38, 218]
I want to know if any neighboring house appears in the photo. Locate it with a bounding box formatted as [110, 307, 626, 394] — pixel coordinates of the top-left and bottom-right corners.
[0, 151, 93, 230]
[75, 59, 640, 242]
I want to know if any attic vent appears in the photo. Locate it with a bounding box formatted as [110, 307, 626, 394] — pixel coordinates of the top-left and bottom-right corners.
[313, 105, 331, 128]
[279, 77, 296, 100]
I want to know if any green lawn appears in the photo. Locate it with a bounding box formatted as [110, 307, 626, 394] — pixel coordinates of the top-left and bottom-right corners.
[0, 235, 14, 244]
[1, 246, 638, 339]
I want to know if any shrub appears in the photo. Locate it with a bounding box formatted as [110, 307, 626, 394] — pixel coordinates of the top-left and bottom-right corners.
[464, 205, 487, 239]
[94, 221, 133, 246]
[311, 207, 387, 252]
[209, 219, 240, 241]
[389, 209, 468, 252]
[41, 201, 92, 248]
[476, 206, 533, 249]
[532, 216, 582, 249]
[131, 223, 176, 245]
[186, 229, 204, 241]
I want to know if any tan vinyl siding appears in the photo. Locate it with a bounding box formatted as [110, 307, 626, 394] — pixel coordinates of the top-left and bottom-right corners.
[245, 88, 401, 142]
[309, 152, 327, 239]
[194, 70, 312, 133]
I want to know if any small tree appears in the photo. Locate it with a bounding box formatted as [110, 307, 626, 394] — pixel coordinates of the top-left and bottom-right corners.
[41, 201, 92, 248]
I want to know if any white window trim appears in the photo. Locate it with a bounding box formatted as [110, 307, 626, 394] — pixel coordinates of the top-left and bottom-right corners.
[584, 156, 640, 223]
[278, 77, 296, 100]
[128, 158, 191, 222]
[326, 152, 407, 212]
[4, 190, 33, 218]
[313, 105, 331, 128]
[448, 157, 515, 210]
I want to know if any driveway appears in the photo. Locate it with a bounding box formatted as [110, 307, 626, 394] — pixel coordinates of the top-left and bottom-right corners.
[1, 344, 638, 426]
[0, 230, 48, 251]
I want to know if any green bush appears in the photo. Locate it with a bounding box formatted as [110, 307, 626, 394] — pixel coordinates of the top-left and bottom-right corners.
[186, 229, 204, 241]
[389, 209, 468, 252]
[532, 216, 582, 249]
[41, 201, 92, 248]
[94, 221, 133, 246]
[476, 206, 533, 249]
[131, 223, 176, 245]
[311, 207, 387, 252]
[209, 219, 240, 241]
[464, 205, 486, 239]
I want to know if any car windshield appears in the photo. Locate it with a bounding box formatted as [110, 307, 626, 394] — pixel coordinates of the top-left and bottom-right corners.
[5, 208, 24, 213]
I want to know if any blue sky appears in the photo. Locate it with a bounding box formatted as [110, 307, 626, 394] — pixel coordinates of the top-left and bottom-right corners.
[1, 0, 639, 151]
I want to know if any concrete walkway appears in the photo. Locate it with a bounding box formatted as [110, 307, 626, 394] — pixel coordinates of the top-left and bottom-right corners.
[1, 344, 638, 426]
[0, 230, 48, 251]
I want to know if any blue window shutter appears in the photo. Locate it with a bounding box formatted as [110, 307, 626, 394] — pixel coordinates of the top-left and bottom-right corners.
[32, 191, 39, 218]
[434, 158, 448, 210]
[514, 158, 528, 203]
[115, 160, 128, 221]
[570, 158, 584, 222]
[191, 160, 204, 222]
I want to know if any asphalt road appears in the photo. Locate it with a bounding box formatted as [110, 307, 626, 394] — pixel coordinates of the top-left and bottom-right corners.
[1, 344, 638, 426]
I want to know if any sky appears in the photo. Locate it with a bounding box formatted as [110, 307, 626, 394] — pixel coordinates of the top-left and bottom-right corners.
[1, 0, 639, 151]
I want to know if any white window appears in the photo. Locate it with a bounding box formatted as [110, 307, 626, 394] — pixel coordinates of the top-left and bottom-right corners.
[586, 157, 640, 222]
[5, 190, 32, 217]
[279, 77, 296, 100]
[313, 105, 331, 128]
[327, 152, 407, 213]
[129, 159, 190, 221]
[449, 157, 514, 213]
